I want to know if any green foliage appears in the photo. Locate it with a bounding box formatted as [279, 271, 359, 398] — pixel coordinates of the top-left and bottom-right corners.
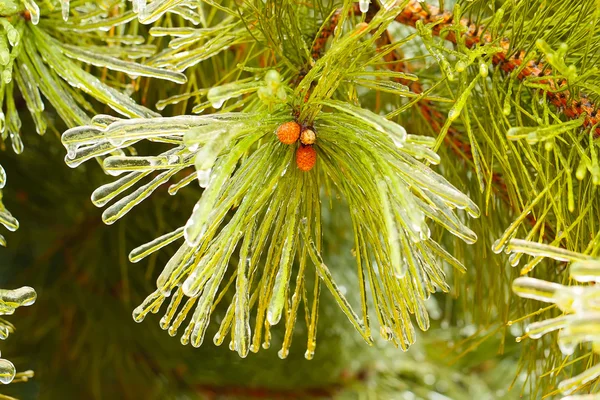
[402, 0, 600, 395]
[58, 1, 485, 362]
[1, 0, 600, 398]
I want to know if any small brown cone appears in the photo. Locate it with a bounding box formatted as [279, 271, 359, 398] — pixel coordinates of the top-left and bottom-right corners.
[276, 121, 301, 144]
[296, 146, 316, 171]
[300, 128, 316, 145]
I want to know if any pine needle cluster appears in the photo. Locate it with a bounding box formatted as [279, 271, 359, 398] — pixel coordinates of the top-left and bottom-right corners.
[1, 0, 600, 398]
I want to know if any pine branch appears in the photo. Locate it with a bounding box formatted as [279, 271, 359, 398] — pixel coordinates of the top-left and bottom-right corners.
[309, 3, 556, 245]
[394, 0, 600, 136]
[56, 2, 486, 361]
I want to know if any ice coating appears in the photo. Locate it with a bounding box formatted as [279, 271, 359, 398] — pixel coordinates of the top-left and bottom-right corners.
[511, 242, 600, 397]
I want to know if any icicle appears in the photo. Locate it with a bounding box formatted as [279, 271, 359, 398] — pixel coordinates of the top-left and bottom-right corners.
[184, 133, 262, 246]
[103, 153, 192, 176]
[167, 296, 197, 337]
[149, 27, 199, 38]
[235, 228, 254, 358]
[0, 287, 36, 315]
[419, 194, 477, 244]
[61, 0, 70, 21]
[132, 289, 165, 323]
[512, 277, 563, 303]
[159, 286, 184, 330]
[207, 81, 262, 109]
[91, 172, 148, 207]
[377, 179, 405, 277]
[169, 5, 202, 25]
[301, 222, 373, 345]
[0, 204, 18, 232]
[102, 169, 179, 224]
[61, 44, 187, 84]
[64, 116, 233, 149]
[183, 124, 228, 149]
[156, 243, 194, 294]
[15, 63, 44, 113]
[526, 315, 570, 339]
[168, 173, 196, 195]
[401, 142, 441, 164]
[506, 239, 591, 262]
[267, 229, 297, 326]
[559, 363, 600, 395]
[570, 260, 600, 283]
[359, 0, 370, 13]
[392, 152, 480, 217]
[214, 302, 235, 347]
[129, 227, 184, 263]
[0, 320, 12, 340]
[188, 255, 231, 348]
[414, 299, 430, 331]
[62, 125, 105, 157]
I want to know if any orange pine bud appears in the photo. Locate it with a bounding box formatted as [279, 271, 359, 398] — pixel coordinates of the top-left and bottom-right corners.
[276, 121, 301, 144]
[296, 146, 316, 171]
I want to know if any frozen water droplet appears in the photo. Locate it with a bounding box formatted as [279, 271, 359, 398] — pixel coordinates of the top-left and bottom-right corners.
[479, 62, 489, 78]
[0, 359, 15, 384]
[7, 29, 19, 47]
[132, 305, 145, 322]
[0, 286, 36, 310]
[211, 99, 224, 109]
[278, 349, 288, 359]
[213, 332, 223, 346]
[359, 0, 369, 13]
[196, 168, 211, 188]
[491, 238, 504, 254]
[508, 253, 520, 267]
[61, 0, 70, 21]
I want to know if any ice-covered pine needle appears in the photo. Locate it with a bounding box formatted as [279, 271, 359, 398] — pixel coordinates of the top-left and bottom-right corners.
[59, 2, 481, 359]
[0, 286, 36, 385]
[62, 97, 480, 358]
[1, 0, 188, 233]
[0, 0, 185, 148]
[511, 240, 600, 397]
